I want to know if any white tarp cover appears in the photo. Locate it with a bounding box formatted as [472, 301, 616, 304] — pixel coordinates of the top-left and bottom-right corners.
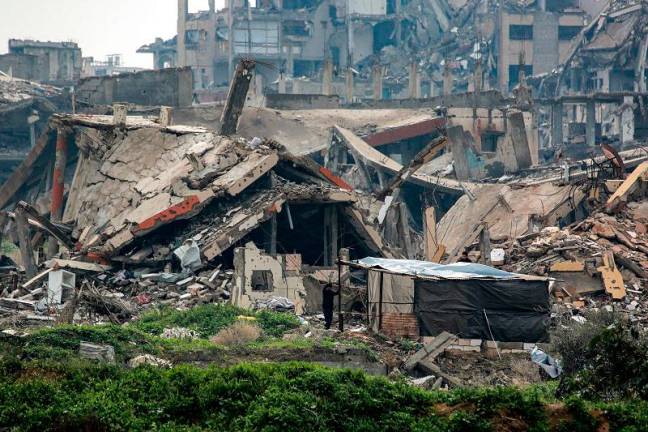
[356, 257, 542, 280]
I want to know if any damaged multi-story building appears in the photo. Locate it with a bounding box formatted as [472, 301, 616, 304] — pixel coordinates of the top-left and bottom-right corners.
[140, 0, 468, 100]
[0, 39, 82, 85]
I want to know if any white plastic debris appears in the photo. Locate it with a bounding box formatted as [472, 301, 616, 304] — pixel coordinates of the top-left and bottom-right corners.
[490, 248, 506, 266]
[174, 240, 202, 272]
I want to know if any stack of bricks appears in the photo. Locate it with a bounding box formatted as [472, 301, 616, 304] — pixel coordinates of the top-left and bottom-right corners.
[483, 341, 543, 355]
[381, 312, 419, 338]
[445, 339, 482, 353]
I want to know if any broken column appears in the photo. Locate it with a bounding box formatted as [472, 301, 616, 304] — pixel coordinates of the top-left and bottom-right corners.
[551, 101, 563, 147]
[408, 62, 420, 99]
[447, 126, 471, 180]
[619, 96, 635, 145]
[322, 59, 333, 96]
[159, 106, 173, 127]
[507, 110, 533, 169]
[586, 100, 596, 148]
[474, 59, 483, 93]
[48, 127, 69, 256]
[345, 70, 353, 104]
[443, 62, 452, 96]
[372, 65, 383, 101]
[112, 104, 128, 126]
[220, 59, 255, 136]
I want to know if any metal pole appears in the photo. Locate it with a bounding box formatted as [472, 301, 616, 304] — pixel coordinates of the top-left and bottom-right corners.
[338, 258, 344, 332]
[378, 271, 384, 331]
[366, 269, 370, 327]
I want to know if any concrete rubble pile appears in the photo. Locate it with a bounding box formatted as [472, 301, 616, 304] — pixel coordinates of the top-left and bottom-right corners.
[0, 72, 61, 105]
[502, 206, 648, 323]
[0, 105, 394, 326]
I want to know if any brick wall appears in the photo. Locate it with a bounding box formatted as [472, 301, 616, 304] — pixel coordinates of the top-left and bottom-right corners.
[381, 312, 419, 339]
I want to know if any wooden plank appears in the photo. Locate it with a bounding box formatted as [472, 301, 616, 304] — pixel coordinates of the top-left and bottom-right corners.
[607, 160, 648, 211]
[47, 259, 112, 272]
[0, 126, 52, 210]
[423, 207, 438, 261]
[404, 331, 456, 371]
[597, 251, 626, 300]
[550, 260, 585, 272]
[17, 201, 76, 250]
[22, 267, 54, 290]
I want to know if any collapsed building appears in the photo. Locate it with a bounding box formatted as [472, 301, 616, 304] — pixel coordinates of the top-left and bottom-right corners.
[4, 0, 648, 379]
[0, 73, 67, 185]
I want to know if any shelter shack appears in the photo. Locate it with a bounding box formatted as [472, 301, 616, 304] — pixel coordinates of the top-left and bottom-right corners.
[349, 258, 550, 343]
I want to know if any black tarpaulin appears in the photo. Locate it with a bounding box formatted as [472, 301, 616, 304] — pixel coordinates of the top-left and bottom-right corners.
[414, 278, 550, 342]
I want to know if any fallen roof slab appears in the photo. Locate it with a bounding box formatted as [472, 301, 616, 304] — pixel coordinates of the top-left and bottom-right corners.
[333, 125, 471, 195]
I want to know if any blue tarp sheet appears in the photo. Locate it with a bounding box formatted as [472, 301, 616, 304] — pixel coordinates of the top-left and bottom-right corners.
[355, 257, 542, 280]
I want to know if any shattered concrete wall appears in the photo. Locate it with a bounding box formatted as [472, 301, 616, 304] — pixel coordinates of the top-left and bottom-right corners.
[0, 54, 42, 82]
[76, 67, 193, 107]
[232, 245, 306, 314]
[447, 107, 538, 165]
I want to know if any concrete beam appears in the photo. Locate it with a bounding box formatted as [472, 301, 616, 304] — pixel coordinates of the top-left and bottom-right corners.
[551, 102, 563, 147]
[586, 101, 596, 147]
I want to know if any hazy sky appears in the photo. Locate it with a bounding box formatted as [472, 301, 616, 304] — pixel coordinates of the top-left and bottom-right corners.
[0, 0, 226, 68]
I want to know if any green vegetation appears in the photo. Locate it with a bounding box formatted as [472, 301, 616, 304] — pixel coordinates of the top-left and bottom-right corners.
[0, 239, 17, 255]
[0, 360, 646, 431]
[559, 322, 648, 401]
[132, 303, 301, 339]
[0, 305, 373, 364]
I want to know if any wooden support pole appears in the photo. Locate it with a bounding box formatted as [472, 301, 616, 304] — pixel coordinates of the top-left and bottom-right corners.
[330, 206, 338, 264]
[423, 207, 438, 261]
[15, 208, 37, 278]
[323, 207, 330, 266]
[378, 270, 384, 331]
[338, 248, 349, 332]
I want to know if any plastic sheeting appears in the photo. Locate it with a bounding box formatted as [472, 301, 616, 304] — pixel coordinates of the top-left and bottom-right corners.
[415, 278, 550, 342]
[356, 257, 541, 280]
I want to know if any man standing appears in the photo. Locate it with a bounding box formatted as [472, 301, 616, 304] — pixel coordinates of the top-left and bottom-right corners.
[322, 282, 339, 330]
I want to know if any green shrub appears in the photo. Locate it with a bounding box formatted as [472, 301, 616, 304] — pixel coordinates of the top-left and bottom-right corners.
[132, 304, 300, 339]
[8, 325, 159, 362]
[0, 360, 644, 431]
[568, 323, 648, 400]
